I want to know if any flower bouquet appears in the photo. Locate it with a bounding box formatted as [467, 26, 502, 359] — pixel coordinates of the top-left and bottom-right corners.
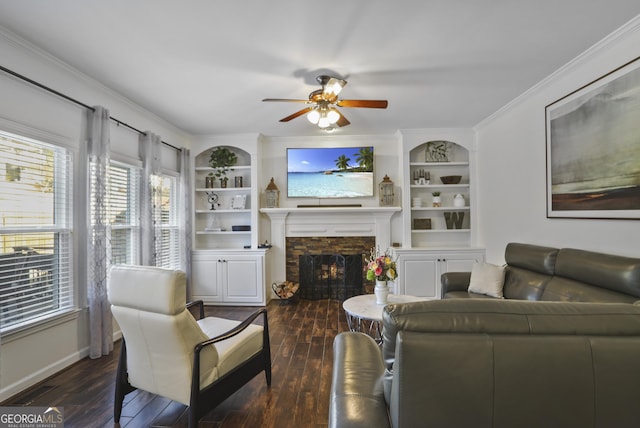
[365, 247, 398, 282]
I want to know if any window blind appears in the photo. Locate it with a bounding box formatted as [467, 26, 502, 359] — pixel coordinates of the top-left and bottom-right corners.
[0, 131, 73, 332]
[155, 174, 180, 269]
[109, 163, 140, 265]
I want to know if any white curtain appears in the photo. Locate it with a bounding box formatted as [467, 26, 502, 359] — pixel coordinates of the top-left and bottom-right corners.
[87, 106, 113, 359]
[179, 148, 193, 297]
[139, 132, 162, 266]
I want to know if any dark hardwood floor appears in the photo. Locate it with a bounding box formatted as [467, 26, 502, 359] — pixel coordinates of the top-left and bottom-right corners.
[2, 298, 351, 428]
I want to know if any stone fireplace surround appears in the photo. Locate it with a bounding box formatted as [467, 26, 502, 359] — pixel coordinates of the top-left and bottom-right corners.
[260, 206, 400, 296]
[287, 236, 376, 294]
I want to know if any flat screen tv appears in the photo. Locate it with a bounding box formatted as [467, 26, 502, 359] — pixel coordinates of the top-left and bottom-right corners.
[287, 147, 374, 198]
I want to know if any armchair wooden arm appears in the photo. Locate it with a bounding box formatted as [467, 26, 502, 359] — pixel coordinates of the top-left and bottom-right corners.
[189, 307, 271, 427]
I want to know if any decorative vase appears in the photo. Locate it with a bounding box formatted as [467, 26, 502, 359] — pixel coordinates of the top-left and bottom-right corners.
[205, 176, 215, 188]
[432, 196, 441, 207]
[453, 193, 465, 207]
[374, 280, 389, 305]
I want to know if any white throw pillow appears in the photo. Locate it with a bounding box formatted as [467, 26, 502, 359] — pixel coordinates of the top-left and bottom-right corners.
[468, 262, 506, 298]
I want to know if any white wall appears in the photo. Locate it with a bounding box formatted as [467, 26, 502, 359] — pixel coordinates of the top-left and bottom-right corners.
[474, 17, 640, 263]
[0, 28, 190, 401]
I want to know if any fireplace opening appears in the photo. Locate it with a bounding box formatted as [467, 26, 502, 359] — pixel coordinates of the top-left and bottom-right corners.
[298, 254, 363, 300]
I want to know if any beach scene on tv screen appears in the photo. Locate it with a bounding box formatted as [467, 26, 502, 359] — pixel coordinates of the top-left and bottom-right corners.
[288, 147, 374, 198]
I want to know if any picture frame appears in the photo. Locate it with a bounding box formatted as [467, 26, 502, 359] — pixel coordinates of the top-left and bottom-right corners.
[413, 218, 432, 230]
[545, 55, 640, 219]
[231, 194, 247, 210]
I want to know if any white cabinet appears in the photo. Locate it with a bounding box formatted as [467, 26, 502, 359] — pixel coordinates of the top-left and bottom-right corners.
[191, 250, 268, 305]
[395, 248, 485, 299]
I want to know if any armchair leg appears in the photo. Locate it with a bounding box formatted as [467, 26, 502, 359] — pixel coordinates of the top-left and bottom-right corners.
[114, 341, 127, 423]
[114, 340, 136, 423]
[263, 309, 272, 386]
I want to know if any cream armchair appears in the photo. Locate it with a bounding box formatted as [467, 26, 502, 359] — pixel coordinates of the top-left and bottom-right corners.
[108, 265, 271, 427]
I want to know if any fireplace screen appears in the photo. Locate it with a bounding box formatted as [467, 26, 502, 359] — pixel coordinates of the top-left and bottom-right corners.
[298, 254, 363, 300]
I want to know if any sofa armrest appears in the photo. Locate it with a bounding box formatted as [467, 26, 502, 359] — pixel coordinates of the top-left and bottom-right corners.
[441, 271, 471, 294]
[330, 332, 389, 428]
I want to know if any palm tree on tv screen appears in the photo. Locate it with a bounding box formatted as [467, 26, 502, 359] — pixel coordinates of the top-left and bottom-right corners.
[335, 155, 350, 171]
[355, 147, 373, 172]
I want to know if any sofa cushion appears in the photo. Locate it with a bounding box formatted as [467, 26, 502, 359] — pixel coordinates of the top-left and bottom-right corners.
[541, 277, 640, 303]
[554, 248, 640, 298]
[505, 243, 558, 275]
[468, 263, 505, 298]
[502, 266, 552, 300]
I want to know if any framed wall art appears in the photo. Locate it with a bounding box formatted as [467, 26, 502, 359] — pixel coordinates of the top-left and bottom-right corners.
[545, 55, 640, 219]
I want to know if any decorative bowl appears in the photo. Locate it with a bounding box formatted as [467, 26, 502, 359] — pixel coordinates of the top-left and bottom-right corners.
[440, 175, 462, 184]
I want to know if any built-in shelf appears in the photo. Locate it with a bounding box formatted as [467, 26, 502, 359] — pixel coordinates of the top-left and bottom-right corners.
[409, 161, 469, 167]
[196, 209, 250, 214]
[196, 230, 252, 235]
[411, 207, 470, 211]
[195, 187, 251, 192]
[410, 184, 469, 189]
[411, 229, 471, 233]
[195, 165, 251, 171]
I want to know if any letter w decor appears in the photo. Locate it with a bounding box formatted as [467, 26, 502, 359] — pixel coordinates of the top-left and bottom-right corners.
[444, 211, 465, 229]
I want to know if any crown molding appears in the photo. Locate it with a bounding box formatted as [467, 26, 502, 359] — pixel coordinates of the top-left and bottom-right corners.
[0, 25, 190, 142]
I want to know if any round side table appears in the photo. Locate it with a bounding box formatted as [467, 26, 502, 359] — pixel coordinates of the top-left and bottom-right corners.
[342, 294, 426, 343]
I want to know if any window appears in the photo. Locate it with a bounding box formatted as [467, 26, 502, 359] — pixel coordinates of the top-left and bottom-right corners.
[89, 161, 141, 267]
[153, 173, 180, 269]
[109, 163, 140, 265]
[0, 131, 73, 333]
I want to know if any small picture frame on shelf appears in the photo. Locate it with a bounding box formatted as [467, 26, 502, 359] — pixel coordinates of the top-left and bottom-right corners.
[413, 218, 432, 230]
[231, 194, 247, 209]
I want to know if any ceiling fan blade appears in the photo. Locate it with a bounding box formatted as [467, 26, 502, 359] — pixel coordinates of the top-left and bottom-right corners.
[337, 99, 388, 108]
[280, 107, 313, 122]
[336, 112, 350, 127]
[262, 98, 311, 103]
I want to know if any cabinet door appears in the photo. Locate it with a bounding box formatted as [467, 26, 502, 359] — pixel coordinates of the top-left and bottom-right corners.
[440, 252, 485, 274]
[191, 256, 221, 302]
[401, 256, 439, 299]
[222, 255, 263, 303]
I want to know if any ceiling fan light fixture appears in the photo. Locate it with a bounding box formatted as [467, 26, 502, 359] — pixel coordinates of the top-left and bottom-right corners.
[327, 108, 340, 124]
[318, 115, 331, 128]
[307, 109, 320, 124]
[326, 77, 346, 96]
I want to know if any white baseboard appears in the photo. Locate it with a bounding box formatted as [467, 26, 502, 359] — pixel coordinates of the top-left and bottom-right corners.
[0, 331, 123, 402]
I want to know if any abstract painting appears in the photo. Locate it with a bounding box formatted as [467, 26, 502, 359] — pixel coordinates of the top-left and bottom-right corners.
[546, 56, 640, 219]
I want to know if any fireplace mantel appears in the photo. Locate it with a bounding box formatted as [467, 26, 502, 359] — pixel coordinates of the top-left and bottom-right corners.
[260, 206, 400, 215]
[260, 206, 400, 240]
[260, 206, 401, 291]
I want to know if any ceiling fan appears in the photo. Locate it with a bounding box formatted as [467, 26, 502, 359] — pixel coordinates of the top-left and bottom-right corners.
[262, 75, 388, 129]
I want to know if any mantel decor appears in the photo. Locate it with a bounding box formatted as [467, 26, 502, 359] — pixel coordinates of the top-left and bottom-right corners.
[545, 55, 640, 219]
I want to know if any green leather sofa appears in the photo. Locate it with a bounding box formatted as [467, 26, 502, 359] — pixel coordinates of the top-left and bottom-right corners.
[441, 243, 640, 302]
[330, 299, 640, 428]
[330, 244, 640, 427]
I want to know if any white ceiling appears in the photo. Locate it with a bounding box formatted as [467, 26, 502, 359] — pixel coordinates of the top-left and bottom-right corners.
[0, 1, 639, 137]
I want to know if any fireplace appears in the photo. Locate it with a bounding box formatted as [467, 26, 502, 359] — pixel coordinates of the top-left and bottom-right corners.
[298, 254, 363, 300]
[286, 236, 375, 300]
[260, 206, 399, 300]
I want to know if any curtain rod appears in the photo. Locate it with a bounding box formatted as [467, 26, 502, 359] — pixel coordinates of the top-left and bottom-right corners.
[0, 64, 181, 151]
